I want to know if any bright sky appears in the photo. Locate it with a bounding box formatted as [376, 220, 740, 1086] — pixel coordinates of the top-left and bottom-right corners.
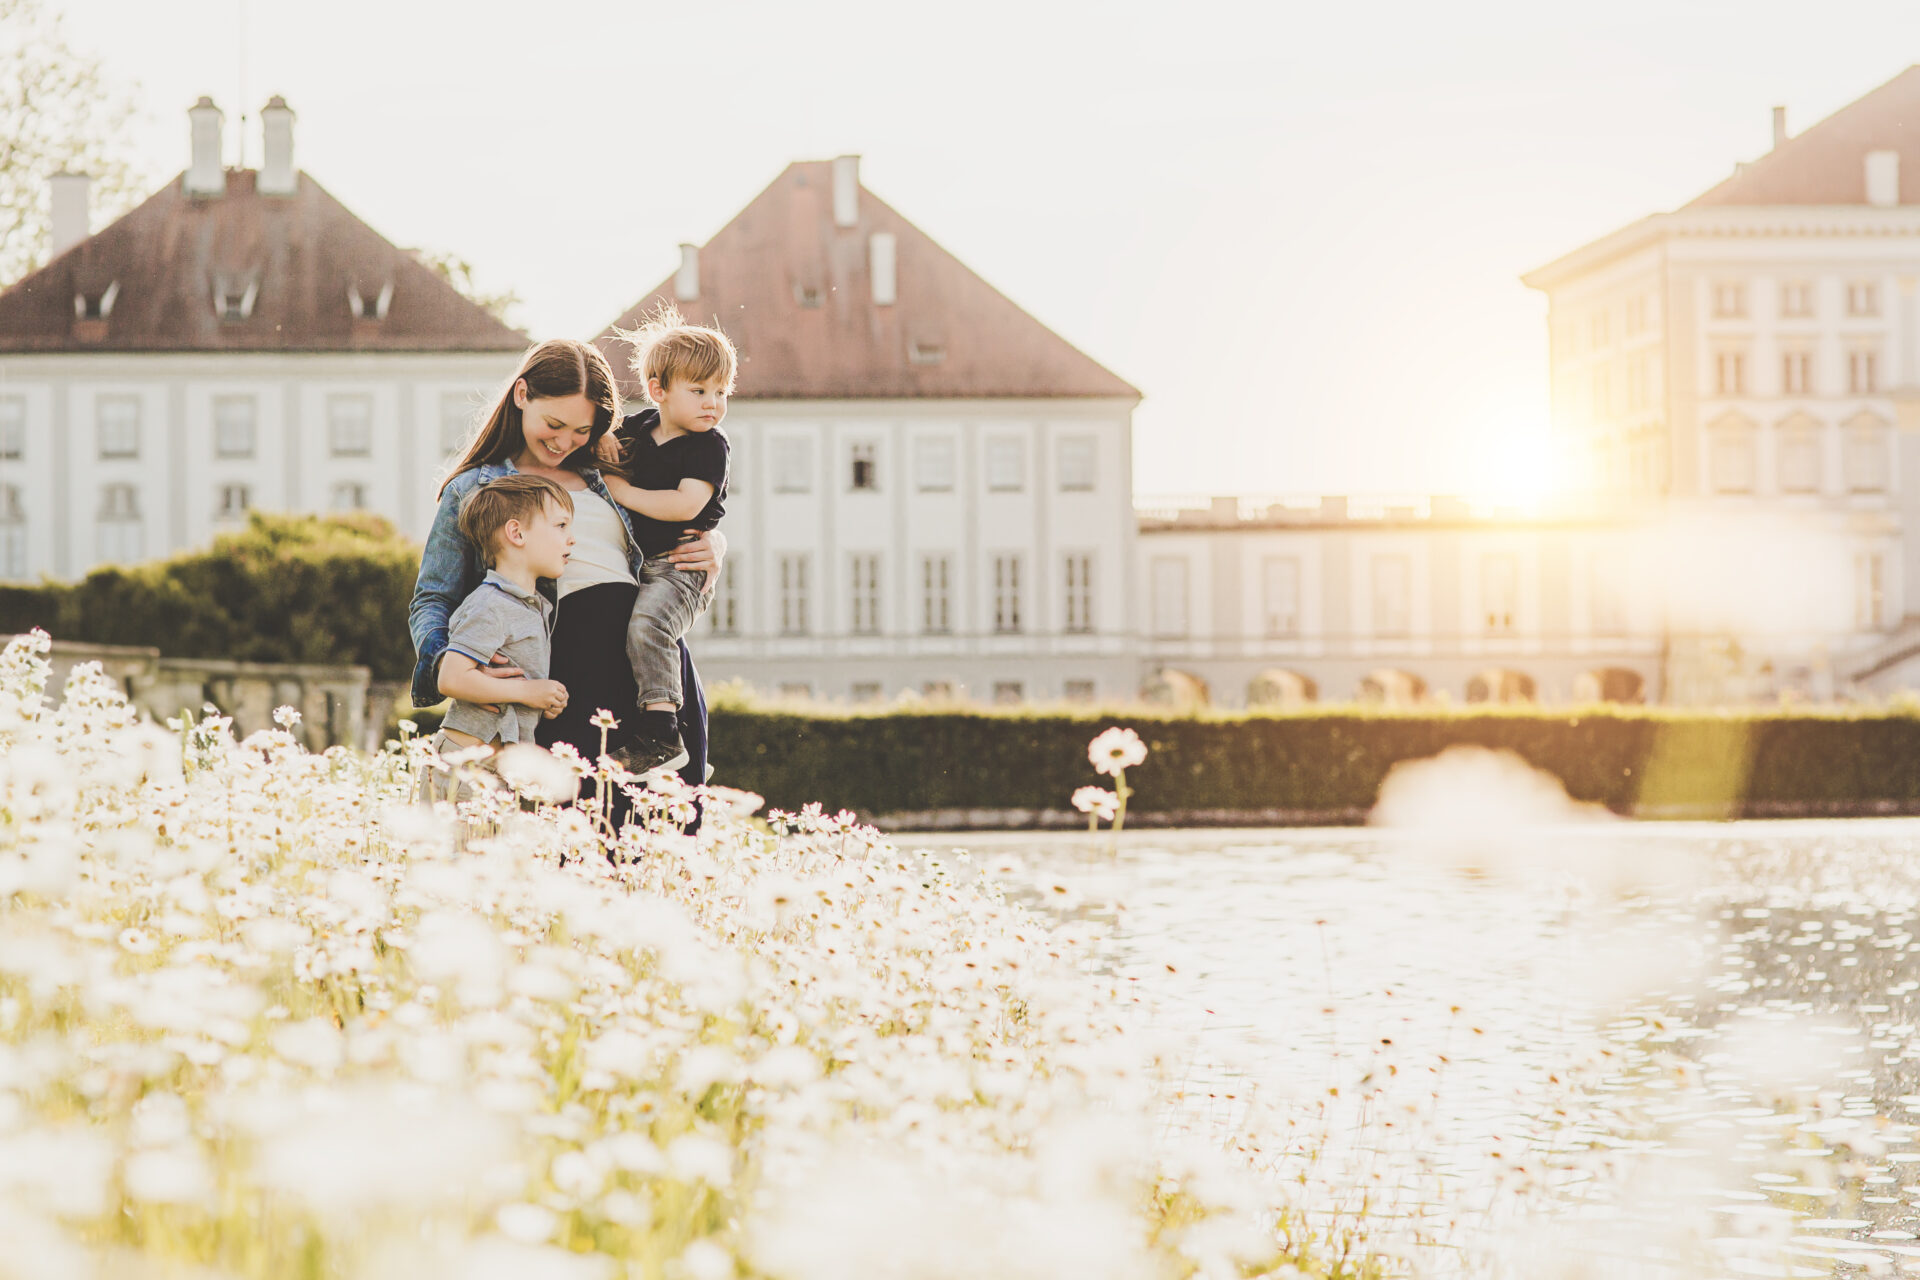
[46, 0, 1920, 500]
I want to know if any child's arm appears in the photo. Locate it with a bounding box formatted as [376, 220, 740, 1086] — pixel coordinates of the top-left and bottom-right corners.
[437, 652, 569, 718]
[602, 473, 714, 523]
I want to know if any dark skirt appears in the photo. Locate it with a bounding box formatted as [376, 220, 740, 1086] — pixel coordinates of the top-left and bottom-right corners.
[536, 581, 709, 828]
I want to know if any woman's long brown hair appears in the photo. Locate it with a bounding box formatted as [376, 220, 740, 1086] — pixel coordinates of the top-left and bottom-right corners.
[440, 338, 622, 496]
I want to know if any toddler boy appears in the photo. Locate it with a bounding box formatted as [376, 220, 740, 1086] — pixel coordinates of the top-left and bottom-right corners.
[433, 474, 574, 769]
[599, 315, 733, 774]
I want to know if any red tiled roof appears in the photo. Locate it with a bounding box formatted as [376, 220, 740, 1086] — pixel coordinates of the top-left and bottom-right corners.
[595, 161, 1139, 400]
[0, 169, 527, 353]
[1689, 66, 1920, 207]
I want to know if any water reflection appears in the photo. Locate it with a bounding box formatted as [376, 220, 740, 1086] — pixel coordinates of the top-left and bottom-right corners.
[935, 821, 1920, 1278]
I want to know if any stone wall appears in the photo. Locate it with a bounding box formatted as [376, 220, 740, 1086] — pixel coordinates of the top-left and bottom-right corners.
[18, 638, 370, 751]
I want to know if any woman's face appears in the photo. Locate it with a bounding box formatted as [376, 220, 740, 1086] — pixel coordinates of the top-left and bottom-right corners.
[514, 382, 597, 468]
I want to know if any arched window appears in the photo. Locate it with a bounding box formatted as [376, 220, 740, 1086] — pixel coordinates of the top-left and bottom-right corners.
[1707, 412, 1757, 494]
[1775, 412, 1824, 494]
[1466, 668, 1537, 704]
[1843, 411, 1891, 493]
[1247, 669, 1317, 707]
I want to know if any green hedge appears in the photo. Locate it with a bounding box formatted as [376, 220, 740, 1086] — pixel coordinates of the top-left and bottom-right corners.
[706, 704, 1920, 824]
[0, 513, 418, 678]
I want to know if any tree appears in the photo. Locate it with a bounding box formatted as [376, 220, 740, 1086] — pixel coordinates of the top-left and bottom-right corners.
[410, 247, 522, 325]
[0, 0, 149, 288]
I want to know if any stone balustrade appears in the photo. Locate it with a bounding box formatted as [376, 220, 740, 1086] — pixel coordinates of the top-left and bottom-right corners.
[15, 638, 371, 751]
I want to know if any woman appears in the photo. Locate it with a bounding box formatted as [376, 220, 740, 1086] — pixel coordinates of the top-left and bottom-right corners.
[408, 338, 722, 809]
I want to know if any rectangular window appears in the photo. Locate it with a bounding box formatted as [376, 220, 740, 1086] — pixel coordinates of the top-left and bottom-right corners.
[214, 396, 256, 459]
[1262, 556, 1301, 637]
[848, 441, 878, 492]
[1781, 350, 1813, 395]
[992, 554, 1022, 634]
[0, 397, 24, 461]
[327, 394, 373, 457]
[1063, 553, 1094, 634]
[778, 682, 814, 701]
[1481, 553, 1518, 634]
[1150, 556, 1189, 639]
[771, 437, 813, 494]
[331, 481, 367, 510]
[1857, 551, 1887, 630]
[1590, 310, 1610, 347]
[97, 483, 142, 564]
[850, 681, 884, 704]
[1371, 555, 1411, 637]
[1590, 560, 1627, 636]
[849, 552, 881, 635]
[1781, 281, 1815, 318]
[708, 563, 740, 636]
[920, 553, 953, 634]
[1063, 679, 1096, 704]
[1057, 436, 1097, 491]
[440, 393, 473, 456]
[1847, 281, 1881, 317]
[1849, 349, 1880, 394]
[1711, 283, 1746, 318]
[0, 485, 22, 579]
[1713, 351, 1746, 396]
[216, 482, 251, 520]
[992, 681, 1024, 706]
[985, 436, 1025, 492]
[1624, 295, 1647, 336]
[777, 554, 810, 635]
[914, 436, 955, 492]
[1591, 366, 1612, 417]
[98, 395, 140, 459]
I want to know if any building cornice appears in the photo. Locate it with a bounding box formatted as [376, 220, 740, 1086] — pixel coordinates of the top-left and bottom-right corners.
[1522, 206, 1920, 292]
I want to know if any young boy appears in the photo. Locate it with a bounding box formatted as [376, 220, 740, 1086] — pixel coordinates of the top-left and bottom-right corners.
[597, 314, 734, 775]
[433, 474, 574, 767]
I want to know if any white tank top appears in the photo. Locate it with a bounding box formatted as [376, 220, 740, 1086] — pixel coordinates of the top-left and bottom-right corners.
[558, 487, 636, 598]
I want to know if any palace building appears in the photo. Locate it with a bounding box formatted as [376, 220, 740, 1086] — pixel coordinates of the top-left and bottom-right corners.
[0, 97, 525, 581]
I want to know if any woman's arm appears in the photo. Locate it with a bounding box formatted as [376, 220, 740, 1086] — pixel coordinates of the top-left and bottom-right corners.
[602, 473, 714, 523]
[437, 652, 569, 716]
[408, 485, 483, 708]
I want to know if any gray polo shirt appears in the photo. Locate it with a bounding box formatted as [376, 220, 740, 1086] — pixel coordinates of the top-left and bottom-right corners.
[441, 570, 555, 745]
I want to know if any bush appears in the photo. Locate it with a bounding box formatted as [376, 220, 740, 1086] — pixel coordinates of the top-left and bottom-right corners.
[706, 702, 1920, 824]
[0, 513, 419, 678]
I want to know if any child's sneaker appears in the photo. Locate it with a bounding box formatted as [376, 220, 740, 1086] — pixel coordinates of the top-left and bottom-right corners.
[612, 731, 689, 777]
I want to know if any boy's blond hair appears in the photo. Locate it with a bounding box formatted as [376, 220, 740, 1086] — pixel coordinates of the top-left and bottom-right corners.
[458, 474, 573, 564]
[617, 304, 737, 400]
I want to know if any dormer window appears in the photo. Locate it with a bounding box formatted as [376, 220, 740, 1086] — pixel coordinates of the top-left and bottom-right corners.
[213, 274, 258, 323]
[793, 283, 823, 308]
[909, 340, 947, 365]
[72, 281, 118, 321]
[347, 281, 393, 321]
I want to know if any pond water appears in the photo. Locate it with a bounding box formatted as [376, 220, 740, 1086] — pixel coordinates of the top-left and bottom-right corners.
[930, 820, 1920, 1279]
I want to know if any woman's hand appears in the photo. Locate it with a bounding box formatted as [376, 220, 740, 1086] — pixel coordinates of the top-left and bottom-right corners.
[667, 528, 726, 579]
[475, 652, 525, 714]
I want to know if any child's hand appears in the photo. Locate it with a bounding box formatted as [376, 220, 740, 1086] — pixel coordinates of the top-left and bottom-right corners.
[525, 679, 569, 718]
[594, 433, 625, 465]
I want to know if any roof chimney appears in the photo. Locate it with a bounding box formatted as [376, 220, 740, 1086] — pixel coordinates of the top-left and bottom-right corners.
[869, 231, 896, 306]
[1867, 149, 1901, 207]
[674, 243, 699, 301]
[258, 96, 296, 196]
[48, 172, 90, 257]
[1772, 105, 1788, 151]
[832, 155, 860, 228]
[185, 96, 225, 197]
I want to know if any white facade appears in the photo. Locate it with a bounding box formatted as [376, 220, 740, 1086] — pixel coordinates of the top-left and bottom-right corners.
[0, 352, 512, 578]
[692, 397, 1139, 704]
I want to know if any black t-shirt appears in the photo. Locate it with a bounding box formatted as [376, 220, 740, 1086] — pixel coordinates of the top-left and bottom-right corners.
[613, 408, 730, 558]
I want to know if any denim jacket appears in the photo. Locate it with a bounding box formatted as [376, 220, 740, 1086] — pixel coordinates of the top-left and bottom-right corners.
[408, 462, 648, 707]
